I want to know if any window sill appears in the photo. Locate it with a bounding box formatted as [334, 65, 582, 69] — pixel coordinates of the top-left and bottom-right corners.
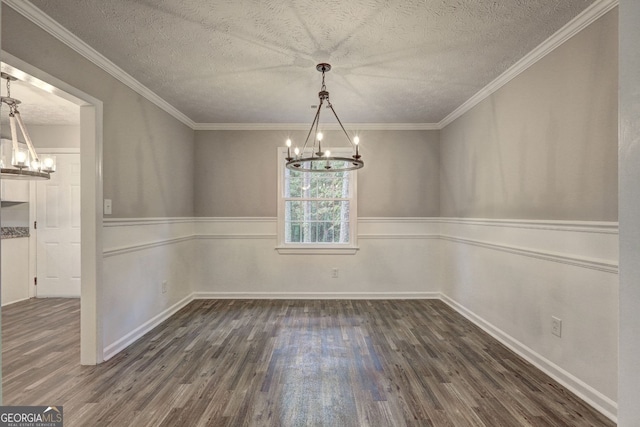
[275, 246, 359, 255]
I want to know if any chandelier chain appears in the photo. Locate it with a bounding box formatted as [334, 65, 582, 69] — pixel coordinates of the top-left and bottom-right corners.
[4, 77, 18, 115]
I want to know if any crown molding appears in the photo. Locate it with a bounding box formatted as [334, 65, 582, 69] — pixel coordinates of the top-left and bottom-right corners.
[2, 0, 197, 129]
[193, 122, 440, 131]
[438, 0, 619, 129]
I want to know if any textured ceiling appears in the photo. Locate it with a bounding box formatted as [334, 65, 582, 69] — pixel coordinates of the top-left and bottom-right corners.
[0, 79, 79, 126]
[28, 0, 595, 124]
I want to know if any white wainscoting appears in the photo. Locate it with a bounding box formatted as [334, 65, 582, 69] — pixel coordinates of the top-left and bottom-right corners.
[193, 217, 442, 299]
[99, 216, 618, 421]
[102, 218, 195, 360]
[103, 217, 195, 256]
[438, 218, 618, 422]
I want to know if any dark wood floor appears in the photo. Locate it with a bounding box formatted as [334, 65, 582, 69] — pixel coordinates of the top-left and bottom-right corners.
[2, 298, 613, 426]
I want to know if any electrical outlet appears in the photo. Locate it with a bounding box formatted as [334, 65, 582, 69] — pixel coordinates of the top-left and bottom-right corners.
[162, 280, 168, 294]
[104, 199, 112, 215]
[331, 268, 339, 278]
[551, 316, 562, 337]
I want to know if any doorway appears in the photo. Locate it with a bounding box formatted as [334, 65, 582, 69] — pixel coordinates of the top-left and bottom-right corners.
[1, 53, 104, 365]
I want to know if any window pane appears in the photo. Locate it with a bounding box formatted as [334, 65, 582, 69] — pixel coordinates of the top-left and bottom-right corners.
[288, 221, 346, 243]
[285, 201, 303, 221]
[285, 201, 350, 223]
[284, 219, 350, 244]
[284, 170, 350, 199]
[282, 151, 354, 246]
[285, 176, 303, 198]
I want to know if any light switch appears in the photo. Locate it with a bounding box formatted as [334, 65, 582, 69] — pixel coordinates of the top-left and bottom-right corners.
[104, 199, 112, 215]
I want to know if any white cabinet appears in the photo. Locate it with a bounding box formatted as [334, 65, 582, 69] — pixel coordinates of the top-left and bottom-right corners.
[1, 179, 29, 202]
[1, 238, 30, 305]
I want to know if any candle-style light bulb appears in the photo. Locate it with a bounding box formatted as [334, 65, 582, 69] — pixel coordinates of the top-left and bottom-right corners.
[353, 136, 361, 159]
[324, 150, 331, 169]
[13, 150, 27, 167]
[285, 138, 292, 160]
[315, 132, 324, 156]
[293, 146, 301, 167]
[42, 156, 56, 173]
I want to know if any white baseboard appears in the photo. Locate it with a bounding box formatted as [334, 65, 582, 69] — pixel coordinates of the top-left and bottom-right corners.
[193, 291, 440, 300]
[103, 294, 194, 361]
[440, 293, 617, 423]
[33, 294, 81, 299]
[1, 296, 32, 307]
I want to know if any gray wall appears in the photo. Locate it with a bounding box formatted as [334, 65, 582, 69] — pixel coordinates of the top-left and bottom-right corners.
[1, 6, 195, 218]
[440, 9, 618, 221]
[27, 125, 80, 149]
[3, 2, 616, 222]
[194, 130, 440, 217]
[1, 125, 81, 149]
[618, 0, 640, 424]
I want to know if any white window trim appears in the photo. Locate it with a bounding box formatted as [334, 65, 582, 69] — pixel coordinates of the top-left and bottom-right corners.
[276, 146, 359, 255]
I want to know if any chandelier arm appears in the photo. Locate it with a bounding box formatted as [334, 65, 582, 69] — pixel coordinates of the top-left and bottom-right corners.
[14, 111, 40, 162]
[9, 113, 20, 160]
[302, 100, 323, 155]
[327, 102, 354, 147]
[313, 99, 324, 157]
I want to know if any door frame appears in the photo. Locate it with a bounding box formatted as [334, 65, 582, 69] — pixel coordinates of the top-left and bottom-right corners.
[2, 52, 105, 365]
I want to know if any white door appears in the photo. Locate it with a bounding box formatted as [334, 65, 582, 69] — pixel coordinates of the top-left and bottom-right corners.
[36, 153, 81, 297]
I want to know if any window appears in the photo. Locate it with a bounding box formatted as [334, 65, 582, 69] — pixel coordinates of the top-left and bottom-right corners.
[277, 147, 358, 254]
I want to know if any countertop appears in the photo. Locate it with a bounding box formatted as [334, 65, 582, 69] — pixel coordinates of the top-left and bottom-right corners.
[1, 227, 30, 239]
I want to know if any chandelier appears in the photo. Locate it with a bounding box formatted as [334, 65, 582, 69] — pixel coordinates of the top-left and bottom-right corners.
[285, 63, 363, 173]
[1, 72, 56, 180]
